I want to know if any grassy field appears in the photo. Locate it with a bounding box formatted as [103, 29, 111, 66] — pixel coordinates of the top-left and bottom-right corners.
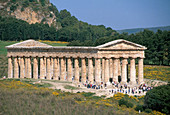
[0, 79, 165, 115]
[0, 41, 169, 82]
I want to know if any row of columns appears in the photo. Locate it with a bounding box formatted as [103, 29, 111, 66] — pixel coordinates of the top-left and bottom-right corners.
[8, 57, 144, 85]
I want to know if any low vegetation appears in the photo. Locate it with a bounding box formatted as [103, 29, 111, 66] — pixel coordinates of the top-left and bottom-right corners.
[0, 79, 167, 115]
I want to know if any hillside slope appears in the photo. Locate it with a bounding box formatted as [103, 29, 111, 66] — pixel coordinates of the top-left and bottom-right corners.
[117, 26, 170, 34]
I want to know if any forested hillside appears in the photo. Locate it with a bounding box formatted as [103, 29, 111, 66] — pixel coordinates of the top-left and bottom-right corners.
[117, 26, 170, 34]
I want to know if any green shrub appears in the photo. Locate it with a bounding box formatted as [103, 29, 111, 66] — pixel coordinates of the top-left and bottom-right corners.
[144, 109, 152, 113]
[135, 105, 143, 112]
[119, 99, 128, 106]
[144, 84, 170, 114]
[126, 102, 134, 108]
[81, 92, 95, 97]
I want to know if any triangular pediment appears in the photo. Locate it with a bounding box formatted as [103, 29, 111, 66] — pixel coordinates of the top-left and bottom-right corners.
[97, 39, 147, 49]
[6, 39, 52, 48]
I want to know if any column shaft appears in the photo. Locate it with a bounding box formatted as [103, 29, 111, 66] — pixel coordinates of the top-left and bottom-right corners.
[74, 58, 79, 82]
[27, 57, 32, 78]
[20, 57, 25, 78]
[138, 58, 144, 84]
[14, 57, 19, 78]
[118, 59, 121, 76]
[44, 57, 47, 78]
[109, 58, 113, 79]
[67, 58, 72, 81]
[46, 57, 51, 79]
[104, 58, 109, 84]
[40, 57, 45, 79]
[51, 58, 54, 78]
[60, 58, 65, 81]
[130, 58, 136, 85]
[88, 58, 93, 84]
[54, 57, 59, 80]
[102, 58, 105, 82]
[121, 58, 128, 84]
[81, 58, 86, 83]
[8, 57, 13, 78]
[95, 58, 101, 84]
[33, 57, 38, 79]
[113, 58, 119, 82]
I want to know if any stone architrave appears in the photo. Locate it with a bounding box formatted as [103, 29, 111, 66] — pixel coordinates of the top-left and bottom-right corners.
[113, 58, 119, 83]
[130, 58, 136, 85]
[88, 58, 93, 84]
[53, 57, 59, 80]
[20, 57, 25, 78]
[33, 57, 38, 79]
[95, 58, 101, 84]
[46, 57, 51, 79]
[14, 57, 19, 78]
[81, 58, 86, 83]
[40, 57, 45, 79]
[67, 58, 72, 81]
[138, 58, 144, 84]
[104, 58, 109, 84]
[121, 58, 128, 84]
[8, 57, 13, 78]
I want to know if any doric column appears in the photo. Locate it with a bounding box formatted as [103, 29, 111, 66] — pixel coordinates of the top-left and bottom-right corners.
[20, 57, 25, 78]
[40, 57, 45, 79]
[8, 57, 13, 78]
[44, 57, 46, 78]
[74, 58, 79, 82]
[130, 58, 136, 85]
[14, 57, 19, 78]
[102, 58, 105, 82]
[60, 57, 65, 81]
[88, 58, 93, 84]
[138, 58, 144, 84]
[46, 57, 51, 79]
[109, 58, 113, 79]
[67, 58, 72, 81]
[51, 58, 54, 78]
[118, 59, 121, 76]
[33, 57, 38, 79]
[121, 58, 128, 84]
[104, 58, 109, 84]
[54, 57, 59, 80]
[113, 58, 119, 83]
[81, 58, 86, 83]
[95, 58, 101, 84]
[27, 57, 32, 78]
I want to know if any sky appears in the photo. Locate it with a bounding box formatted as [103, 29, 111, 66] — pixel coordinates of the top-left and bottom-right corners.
[50, 0, 170, 30]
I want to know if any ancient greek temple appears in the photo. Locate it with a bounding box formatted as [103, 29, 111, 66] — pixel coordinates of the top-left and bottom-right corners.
[6, 39, 147, 85]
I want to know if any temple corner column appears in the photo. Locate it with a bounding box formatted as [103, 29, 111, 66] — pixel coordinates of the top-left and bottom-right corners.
[8, 56, 13, 78]
[138, 58, 144, 84]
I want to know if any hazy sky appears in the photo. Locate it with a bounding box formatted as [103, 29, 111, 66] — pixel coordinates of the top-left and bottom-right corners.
[50, 0, 170, 30]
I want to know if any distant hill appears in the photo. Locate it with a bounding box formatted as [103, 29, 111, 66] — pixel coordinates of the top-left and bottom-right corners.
[117, 26, 170, 34]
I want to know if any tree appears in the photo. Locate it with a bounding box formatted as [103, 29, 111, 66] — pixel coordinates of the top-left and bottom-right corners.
[144, 84, 170, 114]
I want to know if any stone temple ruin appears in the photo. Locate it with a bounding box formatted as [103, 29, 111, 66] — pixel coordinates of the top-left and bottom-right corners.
[6, 39, 147, 85]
